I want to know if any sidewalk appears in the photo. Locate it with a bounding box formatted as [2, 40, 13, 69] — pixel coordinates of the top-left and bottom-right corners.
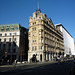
[0, 59, 73, 72]
[0, 59, 73, 68]
[0, 61, 57, 68]
[0, 61, 57, 72]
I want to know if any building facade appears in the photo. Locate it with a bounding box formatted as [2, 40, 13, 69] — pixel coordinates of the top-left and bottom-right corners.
[28, 10, 64, 62]
[56, 24, 75, 56]
[0, 24, 28, 62]
[74, 43, 75, 53]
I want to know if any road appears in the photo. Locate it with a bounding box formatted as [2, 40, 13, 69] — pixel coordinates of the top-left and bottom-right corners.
[0, 60, 74, 75]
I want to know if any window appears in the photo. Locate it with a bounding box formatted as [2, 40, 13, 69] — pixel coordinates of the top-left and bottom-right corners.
[14, 38, 16, 41]
[39, 39, 41, 42]
[35, 46, 37, 50]
[32, 46, 37, 51]
[7, 25, 9, 27]
[11, 25, 14, 28]
[6, 28, 9, 31]
[39, 21, 42, 24]
[15, 28, 18, 31]
[35, 33, 36, 36]
[1, 29, 4, 31]
[35, 39, 36, 42]
[39, 46, 42, 50]
[2, 26, 4, 28]
[0, 34, 2, 36]
[4, 38, 6, 42]
[35, 22, 36, 25]
[10, 33, 12, 35]
[39, 17, 41, 19]
[35, 27, 36, 30]
[32, 33, 36, 36]
[39, 39, 42, 43]
[33, 23, 34, 25]
[5, 33, 7, 36]
[9, 38, 11, 41]
[32, 27, 36, 31]
[32, 33, 34, 36]
[11, 28, 14, 31]
[32, 39, 34, 43]
[13, 33, 16, 35]
[32, 46, 34, 51]
[32, 39, 36, 43]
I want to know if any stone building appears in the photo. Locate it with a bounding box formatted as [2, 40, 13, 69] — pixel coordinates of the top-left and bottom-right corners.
[28, 10, 64, 62]
[0, 24, 28, 62]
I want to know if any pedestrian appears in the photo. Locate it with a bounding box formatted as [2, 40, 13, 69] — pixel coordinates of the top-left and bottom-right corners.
[7, 60, 9, 65]
[57, 56, 60, 64]
[13, 59, 17, 67]
[64, 57, 67, 63]
[15, 59, 17, 65]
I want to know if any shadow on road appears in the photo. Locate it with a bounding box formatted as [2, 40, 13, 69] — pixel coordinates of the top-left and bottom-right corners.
[0, 60, 74, 75]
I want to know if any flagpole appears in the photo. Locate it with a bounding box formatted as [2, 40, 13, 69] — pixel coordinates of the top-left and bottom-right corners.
[38, 0, 39, 10]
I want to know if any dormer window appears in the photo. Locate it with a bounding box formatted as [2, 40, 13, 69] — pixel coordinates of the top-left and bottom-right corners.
[35, 22, 36, 25]
[39, 21, 42, 24]
[39, 17, 41, 19]
[33, 23, 34, 25]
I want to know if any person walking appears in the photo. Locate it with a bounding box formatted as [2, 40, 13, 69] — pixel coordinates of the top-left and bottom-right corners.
[57, 56, 60, 64]
[14, 59, 17, 67]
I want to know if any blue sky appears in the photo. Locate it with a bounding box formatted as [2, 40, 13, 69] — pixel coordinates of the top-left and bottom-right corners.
[0, 0, 75, 41]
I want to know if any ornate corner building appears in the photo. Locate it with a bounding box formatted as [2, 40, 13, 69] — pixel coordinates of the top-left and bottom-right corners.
[28, 10, 64, 62]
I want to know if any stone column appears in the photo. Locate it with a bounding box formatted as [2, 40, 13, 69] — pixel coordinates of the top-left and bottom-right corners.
[52, 54, 53, 61]
[48, 53, 49, 61]
[46, 53, 47, 61]
[42, 53, 46, 62]
[49, 54, 51, 61]
[46, 53, 49, 61]
[28, 53, 30, 62]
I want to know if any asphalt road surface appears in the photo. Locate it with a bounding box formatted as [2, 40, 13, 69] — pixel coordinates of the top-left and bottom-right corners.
[0, 60, 74, 75]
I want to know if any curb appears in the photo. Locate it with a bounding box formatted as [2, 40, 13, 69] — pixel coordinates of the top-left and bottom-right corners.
[0, 61, 57, 68]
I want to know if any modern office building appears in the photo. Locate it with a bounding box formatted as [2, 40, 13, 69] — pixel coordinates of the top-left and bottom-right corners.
[56, 24, 75, 56]
[74, 43, 75, 53]
[0, 24, 28, 62]
[28, 9, 64, 62]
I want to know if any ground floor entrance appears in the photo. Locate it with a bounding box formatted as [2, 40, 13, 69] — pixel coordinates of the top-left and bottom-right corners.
[28, 51, 64, 62]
